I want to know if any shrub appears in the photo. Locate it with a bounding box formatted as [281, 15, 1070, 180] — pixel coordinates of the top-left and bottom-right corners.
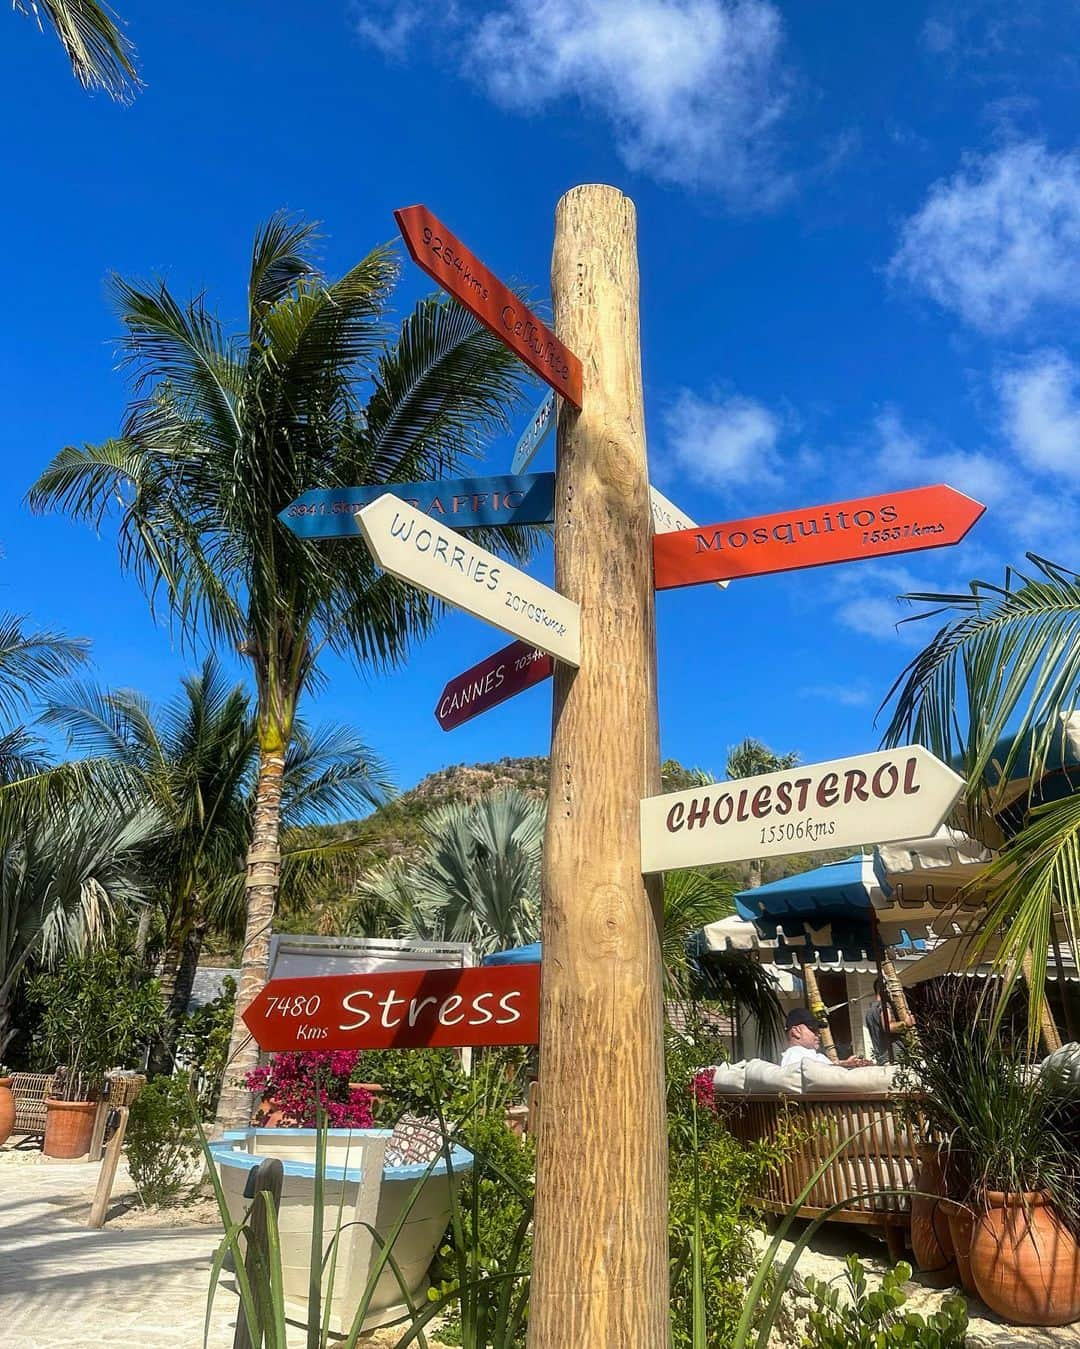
[127, 1072, 203, 1207]
[801, 1255, 967, 1348]
[244, 1050, 373, 1127]
[26, 950, 165, 1097]
[175, 975, 235, 1117]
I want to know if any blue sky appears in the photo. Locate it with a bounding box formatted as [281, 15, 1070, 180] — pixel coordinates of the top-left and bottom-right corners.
[3, 0, 1079, 796]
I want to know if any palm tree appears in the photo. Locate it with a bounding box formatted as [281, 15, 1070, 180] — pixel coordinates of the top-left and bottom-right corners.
[13, 0, 139, 100]
[357, 788, 544, 956]
[29, 216, 535, 1125]
[661, 869, 782, 1039]
[44, 655, 390, 1072]
[881, 553, 1080, 1034]
[0, 777, 161, 1054]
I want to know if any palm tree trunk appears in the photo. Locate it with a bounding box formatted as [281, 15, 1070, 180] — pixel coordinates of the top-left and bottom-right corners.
[214, 739, 286, 1131]
[134, 904, 153, 966]
[149, 918, 206, 1077]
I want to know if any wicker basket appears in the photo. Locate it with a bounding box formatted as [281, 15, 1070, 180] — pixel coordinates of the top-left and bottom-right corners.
[104, 1072, 146, 1107]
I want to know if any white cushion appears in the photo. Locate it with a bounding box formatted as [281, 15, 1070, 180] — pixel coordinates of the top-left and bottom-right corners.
[744, 1058, 802, 1095]
[801, 1059, 895, 1096]
[711, 1062, 747, 1094]
[1040, 1043, 1080, 1100]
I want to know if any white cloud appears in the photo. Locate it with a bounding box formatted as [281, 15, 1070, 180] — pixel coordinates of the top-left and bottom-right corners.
[890, 141, 1080, 333]
[661, 388, 783, 489]
[349, 0, 425, 57]
[873, 409, 1014, 507]
[998, 350, 1080, 483]
[470, 0, 792, 203]
[799, 684, 872, 707]
[921, 16, 955, 53]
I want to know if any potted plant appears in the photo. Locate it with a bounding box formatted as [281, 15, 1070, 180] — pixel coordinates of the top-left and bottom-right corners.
[0, 1063, 14, 1146]
[27, 951, 165, 1159]
[901, 986, 1080, 1326]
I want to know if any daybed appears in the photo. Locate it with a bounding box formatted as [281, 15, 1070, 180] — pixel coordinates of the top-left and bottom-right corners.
[710, 1057, 917, 1259]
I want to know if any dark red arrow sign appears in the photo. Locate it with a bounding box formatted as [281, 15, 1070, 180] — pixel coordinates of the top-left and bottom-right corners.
[394, 205, 583, 408]
[435, 638, 553, 732]
[242, 964, 541, 1053]
[653, 484, 985, 590]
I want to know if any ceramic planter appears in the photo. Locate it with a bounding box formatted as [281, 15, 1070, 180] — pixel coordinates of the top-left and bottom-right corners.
[942, 1198, 977, 1295]
[0, 1077, 14, 1146]
[970, 1191, 1080, 1326]
[910, 1146, 956, 1285]
[43, 1098, 96, 1159]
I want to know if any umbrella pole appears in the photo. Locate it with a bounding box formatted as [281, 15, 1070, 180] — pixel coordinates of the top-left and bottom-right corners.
[800, 957, 839, 1063]
[869, 908, 918, 1057]
[1022, 948, 1063, 1054]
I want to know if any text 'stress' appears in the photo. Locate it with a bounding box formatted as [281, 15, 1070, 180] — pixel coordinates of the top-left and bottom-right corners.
[653, 484, 985, 589]
[356, 494, 580, 666]
[243, 965, 541, 1052]
[395, 205, 583, 407]
[639, 745, 964, 873]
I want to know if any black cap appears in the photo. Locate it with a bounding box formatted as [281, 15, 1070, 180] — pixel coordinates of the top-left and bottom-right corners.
[785, 1008, 819, 1033]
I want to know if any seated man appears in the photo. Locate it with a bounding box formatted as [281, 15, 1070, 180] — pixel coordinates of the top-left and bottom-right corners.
[780, 1007, 872, 1069]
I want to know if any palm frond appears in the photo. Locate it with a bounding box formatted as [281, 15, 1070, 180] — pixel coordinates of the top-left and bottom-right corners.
[248, 213, 322, 328]
[282, 721, 393, 826]
[0, 614, 88, 721]
[881, 555, 1080, 802]
[966, 791, 1080, 1040]
[364, 294, 532, 480]
[14, 0, 140, 101]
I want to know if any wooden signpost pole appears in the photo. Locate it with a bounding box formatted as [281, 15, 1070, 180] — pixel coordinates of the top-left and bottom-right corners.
[529, 185, 669, 1349]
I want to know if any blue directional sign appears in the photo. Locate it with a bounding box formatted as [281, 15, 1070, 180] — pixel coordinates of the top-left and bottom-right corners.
[511, 392, 555, 474]
[280, 473, 555, 539]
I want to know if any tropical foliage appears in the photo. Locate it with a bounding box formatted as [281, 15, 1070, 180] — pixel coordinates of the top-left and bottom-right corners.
[13, 0, 139, 100]
[0, 778, 160, 1056]
[43, 656, 390, 1072]
[354, 787, 544, 956]
[882, 553, 1080, 1030]
[29, 214, 538, 1126]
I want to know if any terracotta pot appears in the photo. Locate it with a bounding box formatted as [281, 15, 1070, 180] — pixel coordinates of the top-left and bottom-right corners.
[942, 1199, 977, 1295]
[970, 1191, 1080, 1326]
[911, 1148, 956, 1284]
[0, 1077, 14, 1146]
[43, 1098, 96, 1159]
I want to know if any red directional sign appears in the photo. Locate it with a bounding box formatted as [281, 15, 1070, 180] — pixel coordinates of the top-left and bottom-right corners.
[652, 484, 985, 590]
[394, 205, 583, 408]
[242, 964, 541, 1053]
[435, 639, 553, 732]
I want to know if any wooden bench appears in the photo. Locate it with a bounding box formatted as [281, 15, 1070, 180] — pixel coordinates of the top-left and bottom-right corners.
[721, 1092, 919, 1260]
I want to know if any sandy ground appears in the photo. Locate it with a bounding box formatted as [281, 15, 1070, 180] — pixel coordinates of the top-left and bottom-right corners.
[0, 1136, 454, 1348]
[3, 1136, 1079, 1346]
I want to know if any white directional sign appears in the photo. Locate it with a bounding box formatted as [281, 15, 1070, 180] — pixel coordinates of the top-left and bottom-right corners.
[649, 486, 728, 590]
[512, 392, 556, 474]
[639, 745, 964, 874]
[356, 494, 581, 667]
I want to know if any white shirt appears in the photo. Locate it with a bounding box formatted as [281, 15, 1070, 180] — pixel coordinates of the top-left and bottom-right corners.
[780, 1044, 831, 1069]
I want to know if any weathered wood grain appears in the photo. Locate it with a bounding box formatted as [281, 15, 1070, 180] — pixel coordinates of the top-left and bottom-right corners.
[528, 184, 670, 1349]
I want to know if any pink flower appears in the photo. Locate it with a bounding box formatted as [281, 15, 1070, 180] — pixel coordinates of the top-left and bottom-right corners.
[245, 1050, 373, 1128]
[691, 1069, 717, 1114]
